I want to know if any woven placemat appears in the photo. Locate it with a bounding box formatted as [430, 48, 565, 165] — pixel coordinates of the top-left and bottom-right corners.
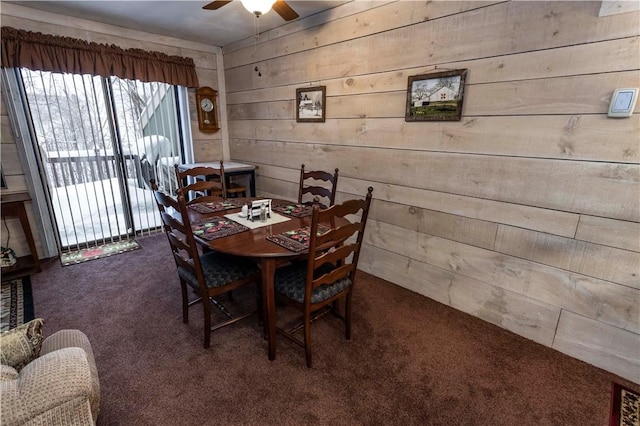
[191, 217, 249, 241]
[271, 203, 313, 218]
[266, 225, 329, 252]
[188, 200, 243, 214]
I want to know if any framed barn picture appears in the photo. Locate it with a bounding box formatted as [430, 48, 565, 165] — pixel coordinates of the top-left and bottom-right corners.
[405, 69, 468, 122]
[296, 86, 326, 123]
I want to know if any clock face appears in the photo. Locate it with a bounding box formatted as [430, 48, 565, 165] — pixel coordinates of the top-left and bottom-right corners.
[200, 98, 214, 113]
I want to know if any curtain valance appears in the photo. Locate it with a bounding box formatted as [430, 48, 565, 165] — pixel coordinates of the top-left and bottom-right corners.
[1, 26, 199, 88]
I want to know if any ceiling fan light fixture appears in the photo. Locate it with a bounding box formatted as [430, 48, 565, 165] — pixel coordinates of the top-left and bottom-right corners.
[241, 0, 277, 16]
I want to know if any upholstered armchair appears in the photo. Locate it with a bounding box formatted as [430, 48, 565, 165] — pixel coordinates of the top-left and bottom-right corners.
[0, 320, 100, 425]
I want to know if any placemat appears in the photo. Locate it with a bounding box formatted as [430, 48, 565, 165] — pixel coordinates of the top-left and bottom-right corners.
[188, 200, 243, 214]
[272, 202, 313, 218]
[266, 225, 330, 252]
[191, 216, 249, 241]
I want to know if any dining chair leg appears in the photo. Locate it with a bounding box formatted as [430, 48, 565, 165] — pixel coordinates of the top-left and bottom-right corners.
[345, 292, 352, 340]
[304, 311, 312, 368]
[203, 296, 212, 349]
[331, 300, 341, 317]
[180, 279, 189, 323]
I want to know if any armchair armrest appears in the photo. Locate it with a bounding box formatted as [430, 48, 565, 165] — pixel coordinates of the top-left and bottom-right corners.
[41, 329, 100, 422]
[1, 347, 94, 425]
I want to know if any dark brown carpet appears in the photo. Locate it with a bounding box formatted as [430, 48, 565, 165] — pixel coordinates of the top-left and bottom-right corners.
[31, 233, 638, 425]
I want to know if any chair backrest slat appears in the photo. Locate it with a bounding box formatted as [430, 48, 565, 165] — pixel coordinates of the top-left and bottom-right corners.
[315, 222, 361, 246]
[175, 162, 227, 203]
[164, 225, 190, 253]
[173, 252, 194, 271]
[313, 263, 355, 289]
[304, 187, 373, 303]
[298, 163, 339, 208]
[160, 211, 185, 234]
[316, 243, 357, 267]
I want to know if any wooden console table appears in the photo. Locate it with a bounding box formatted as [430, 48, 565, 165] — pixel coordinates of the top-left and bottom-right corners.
[1, 192, 42, 282]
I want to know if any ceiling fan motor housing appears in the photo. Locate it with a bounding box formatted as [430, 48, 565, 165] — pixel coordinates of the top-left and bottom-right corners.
[203, 0, 299, 21]
[241, 0, 276, 16]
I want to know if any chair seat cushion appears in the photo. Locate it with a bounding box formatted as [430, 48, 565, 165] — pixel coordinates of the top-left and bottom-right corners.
[274, 262, 352, 304]
[178, 251, 259, 290]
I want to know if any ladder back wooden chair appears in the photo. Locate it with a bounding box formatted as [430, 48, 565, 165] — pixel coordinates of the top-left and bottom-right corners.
[274, 186, 374, 367]
[174, 162, 226, 204]
[298, 164, 339, 208]
[222, 161, 248, 198]
[153, 185, 262, 349]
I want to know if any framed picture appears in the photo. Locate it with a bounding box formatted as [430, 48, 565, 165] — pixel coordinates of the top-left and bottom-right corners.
[405, 69, 468, 122]
[296, 86, 326, 123]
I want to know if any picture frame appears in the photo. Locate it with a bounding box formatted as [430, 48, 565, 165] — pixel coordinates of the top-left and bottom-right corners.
[296, 86, 326, 123]
[405, 69, 468, 122]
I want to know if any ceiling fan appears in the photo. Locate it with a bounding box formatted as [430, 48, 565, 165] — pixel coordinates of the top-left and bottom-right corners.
[203, 0, 299, 21]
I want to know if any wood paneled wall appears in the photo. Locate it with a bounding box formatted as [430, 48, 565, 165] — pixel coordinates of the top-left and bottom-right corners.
[1, 88, 46, 258]
[222, 1, 640, 382]
[0, 5, 223, 257]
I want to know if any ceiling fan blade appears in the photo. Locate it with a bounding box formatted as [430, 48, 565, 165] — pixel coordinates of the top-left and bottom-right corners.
[272, 0, 299, 21]
[203, 0, 233, 10]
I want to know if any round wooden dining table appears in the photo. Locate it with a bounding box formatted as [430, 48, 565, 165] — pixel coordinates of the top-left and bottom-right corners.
[187, 198, 320, 361]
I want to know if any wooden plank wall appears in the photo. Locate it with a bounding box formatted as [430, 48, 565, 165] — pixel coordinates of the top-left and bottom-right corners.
[0, 5, 223, 257]
[1, 88, 46, 258]
[222, 1, 640, 382]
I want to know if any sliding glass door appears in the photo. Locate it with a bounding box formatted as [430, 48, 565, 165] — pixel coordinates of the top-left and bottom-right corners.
[17, 68, 186, 251]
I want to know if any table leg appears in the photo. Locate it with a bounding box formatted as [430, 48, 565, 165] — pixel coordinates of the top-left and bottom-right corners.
[249, 171, 256, 197]
[260, 258, 277, 360]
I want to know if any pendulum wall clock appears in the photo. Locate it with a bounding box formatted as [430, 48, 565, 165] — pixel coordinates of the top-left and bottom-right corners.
[195, 86, 219, 133]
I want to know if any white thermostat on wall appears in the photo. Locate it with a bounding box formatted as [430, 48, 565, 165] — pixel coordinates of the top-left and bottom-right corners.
[608, 88, 638, 118]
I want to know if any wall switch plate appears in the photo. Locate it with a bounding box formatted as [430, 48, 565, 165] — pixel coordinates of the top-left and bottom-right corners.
[608, 88, 638, 118]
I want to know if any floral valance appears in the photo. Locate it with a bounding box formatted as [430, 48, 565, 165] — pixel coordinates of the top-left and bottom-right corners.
[1, 26, 199, 88]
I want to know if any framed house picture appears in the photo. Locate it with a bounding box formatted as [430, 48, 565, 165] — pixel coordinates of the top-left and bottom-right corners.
[405, 69, 468, 122]
[296, 86, 326, 123]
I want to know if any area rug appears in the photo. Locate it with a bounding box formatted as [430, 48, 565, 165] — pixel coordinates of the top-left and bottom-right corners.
[610, 382, 640, 426]
[0, 276, 35, 332]
[60, 239, 140, 266]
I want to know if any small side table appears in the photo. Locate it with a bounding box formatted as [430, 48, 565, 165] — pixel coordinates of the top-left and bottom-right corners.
[1, 192, 42, 282]
[177, 162, 257, 197]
